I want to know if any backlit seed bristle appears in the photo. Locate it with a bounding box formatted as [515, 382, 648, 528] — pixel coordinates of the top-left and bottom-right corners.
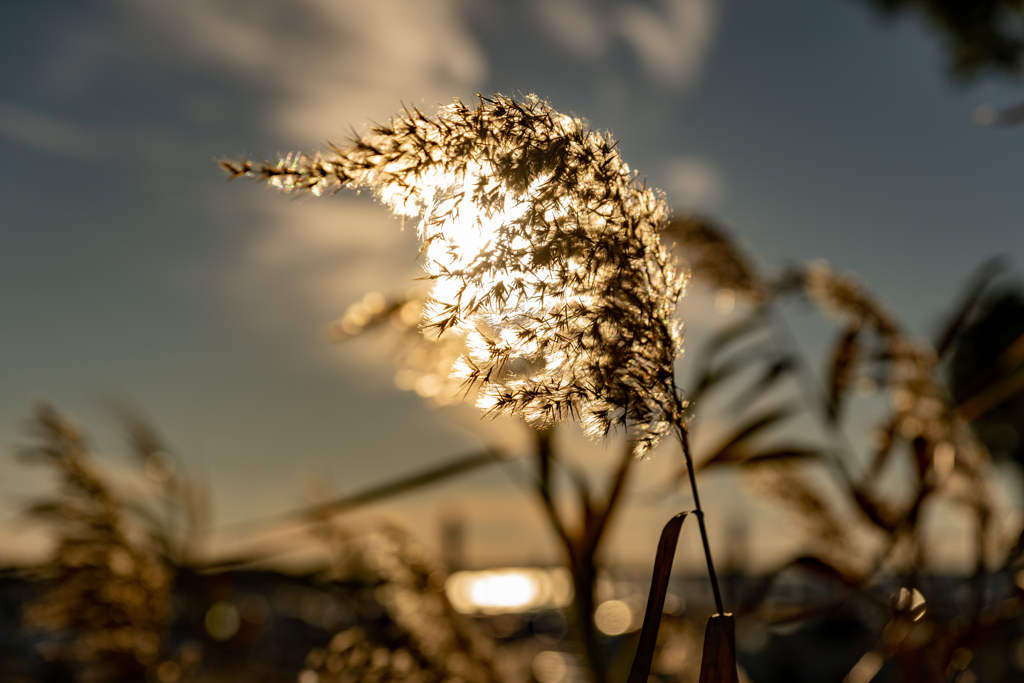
[225, 94, 688, 456]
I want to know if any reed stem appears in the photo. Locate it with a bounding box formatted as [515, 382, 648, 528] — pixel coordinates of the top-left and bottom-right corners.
[675, 423, 725, 615]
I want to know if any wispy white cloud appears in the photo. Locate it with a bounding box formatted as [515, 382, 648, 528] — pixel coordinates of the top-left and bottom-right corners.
[119, 0, 486, 144]
[530, 0, 610, 59]
[0, 101, 103, 158]
[531, 0, 720, 87]
[113, 0, 487, 365]
[617, 0, 718, 86]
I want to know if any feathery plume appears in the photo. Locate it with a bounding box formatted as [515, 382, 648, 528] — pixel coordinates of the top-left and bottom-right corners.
[223, 94, 688, 456]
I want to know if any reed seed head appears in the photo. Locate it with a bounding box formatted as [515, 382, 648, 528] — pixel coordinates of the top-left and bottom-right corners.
[224, 94, 688, 455]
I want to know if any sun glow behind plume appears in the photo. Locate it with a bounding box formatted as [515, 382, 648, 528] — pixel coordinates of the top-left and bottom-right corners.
[379, 157, 590, 407]
[226, 95, 688, 456]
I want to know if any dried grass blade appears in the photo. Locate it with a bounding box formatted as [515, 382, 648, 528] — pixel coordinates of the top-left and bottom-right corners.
[697, 406, 798, 470]
[724, 354, 796, 415]
[957, 364, 1024, 421]
[826, 324, 860, 422]
[933, 256, 1007, 358]
[627, 512, 689, 683]
[697, 614, 739, 683]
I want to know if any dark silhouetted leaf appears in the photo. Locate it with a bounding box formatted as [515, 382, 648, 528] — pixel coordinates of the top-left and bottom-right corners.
[690, 351, 769, 406]
[933, 256, 1007, 358]
[301, 448, 507, 521]
[689, 338, 776, 408]
[725, 353, 797, 414]
[741, 447, 822, 465]
[698, 614, 739, 683]
[627, 512, 689, 683]
[867, 417, 899, 480]
[203, 448, 508, 570]
[957, 366, 1024, 422]
[859, 0, 1024, 80]
[793, 555, 861, 588]
[826, 324, 860, 422]
[701, 313, 770, 359]
[695, 406, 798, 470]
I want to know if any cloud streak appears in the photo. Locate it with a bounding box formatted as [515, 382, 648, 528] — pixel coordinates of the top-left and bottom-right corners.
[0, 101, 103, 158]
[531, 0, 720, 87]
[111, 0, 488, 365]
[119, 0, 486, 144]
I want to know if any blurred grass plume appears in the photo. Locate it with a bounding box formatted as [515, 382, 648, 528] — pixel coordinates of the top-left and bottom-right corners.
[18, 404, 190, 683]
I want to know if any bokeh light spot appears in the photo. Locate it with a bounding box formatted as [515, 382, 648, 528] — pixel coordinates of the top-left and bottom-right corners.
[205, 602, 240, 641]
[533, 651, 569, 683]
[594, 599, 632, 635]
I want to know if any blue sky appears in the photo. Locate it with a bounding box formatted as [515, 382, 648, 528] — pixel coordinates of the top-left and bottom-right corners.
[1, 0, 1021, 568]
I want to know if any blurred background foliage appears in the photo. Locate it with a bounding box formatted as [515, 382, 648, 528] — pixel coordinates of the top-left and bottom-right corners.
[948, 287, 1024, 469]
[860, 0, 1024, 80]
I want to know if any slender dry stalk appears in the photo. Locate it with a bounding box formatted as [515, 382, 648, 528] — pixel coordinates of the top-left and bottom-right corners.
[222, 95, 726, 619]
